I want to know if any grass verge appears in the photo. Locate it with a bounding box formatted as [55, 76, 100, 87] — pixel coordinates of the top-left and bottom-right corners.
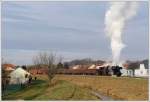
[2, 78, 99, 100]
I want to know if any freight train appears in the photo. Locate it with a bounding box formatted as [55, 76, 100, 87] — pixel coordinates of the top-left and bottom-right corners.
[57, 65, 122, 77]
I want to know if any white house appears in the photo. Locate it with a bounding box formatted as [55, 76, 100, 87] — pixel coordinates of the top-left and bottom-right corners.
[121, 68, 134, 77]
[135, 64, 149, 77]
[9, 67, 30, 84]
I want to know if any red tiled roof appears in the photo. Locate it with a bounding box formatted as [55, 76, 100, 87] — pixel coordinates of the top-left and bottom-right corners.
[2, 64, 15, 72]
[122, 63, 129, 69]
[2, 64, 15, 68]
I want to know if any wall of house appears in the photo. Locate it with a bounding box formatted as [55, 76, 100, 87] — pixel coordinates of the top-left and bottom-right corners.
[135, 64, 149, 77]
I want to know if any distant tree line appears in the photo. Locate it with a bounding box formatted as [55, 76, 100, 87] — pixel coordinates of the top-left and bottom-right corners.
[27, 58, 106, 70]
[64, 58, 106, 66]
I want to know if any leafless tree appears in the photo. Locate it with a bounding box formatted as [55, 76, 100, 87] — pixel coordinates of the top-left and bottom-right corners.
[1, 57, 10, 65]
[1, 58, 11, 95]
[33, 51, 57, 85]
[56, 55, 64, 69]
[58, 55, 64, 63]
[33, 55, 41, 70]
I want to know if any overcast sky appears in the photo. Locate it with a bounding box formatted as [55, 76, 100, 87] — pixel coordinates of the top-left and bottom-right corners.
[1, 1, 149, 65]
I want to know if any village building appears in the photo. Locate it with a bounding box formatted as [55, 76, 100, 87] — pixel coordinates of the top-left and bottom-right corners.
[72, 65, 80, 70]
[135, 64, 149, 77]
[88, 64, 96, 69]
[121, 68, 134, 77]
[2, 64, 16, 72]
[29, 68, 48, 75]
[120, 63, 134, 77]
[9, 67, 31, 84]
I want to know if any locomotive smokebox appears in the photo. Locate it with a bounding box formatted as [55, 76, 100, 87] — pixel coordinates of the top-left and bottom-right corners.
[111, 65, 122, 77]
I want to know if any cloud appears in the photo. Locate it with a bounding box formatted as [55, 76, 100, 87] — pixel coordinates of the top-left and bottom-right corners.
[1, 1, 149, 65]
[2, 49, 110, 65]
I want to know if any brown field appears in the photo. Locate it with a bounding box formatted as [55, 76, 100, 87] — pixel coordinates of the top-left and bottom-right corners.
[53, 75, 149, 101]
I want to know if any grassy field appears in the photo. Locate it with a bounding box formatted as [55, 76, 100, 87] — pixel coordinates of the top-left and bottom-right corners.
[54, 75, 149, 101]
[2, 75, 148, 101]
[2, 76, 99, 100]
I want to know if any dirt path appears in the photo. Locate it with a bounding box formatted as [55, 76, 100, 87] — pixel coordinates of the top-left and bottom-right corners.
[90, 90, 114, 101]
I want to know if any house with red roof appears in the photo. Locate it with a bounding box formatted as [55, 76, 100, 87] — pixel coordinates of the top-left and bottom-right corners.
[2, 64, 16, 72]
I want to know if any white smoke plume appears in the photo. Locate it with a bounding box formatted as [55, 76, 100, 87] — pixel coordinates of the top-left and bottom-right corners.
[105, 2, 139, 65]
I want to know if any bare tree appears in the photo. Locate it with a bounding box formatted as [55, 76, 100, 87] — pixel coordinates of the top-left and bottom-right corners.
[1, 58, 11, 95]
[58, 55, 64, 63]
[1, 57, 10, 65]
[33, 55, 42, 71]
[33, 52, 57, 85]
[56, 55, 64, 69]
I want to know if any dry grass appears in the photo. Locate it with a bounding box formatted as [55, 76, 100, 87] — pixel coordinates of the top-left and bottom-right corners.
[3, 76, 99, 100]
[54, 75, 149, 101]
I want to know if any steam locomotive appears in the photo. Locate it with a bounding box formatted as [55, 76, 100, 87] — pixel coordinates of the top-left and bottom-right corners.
[96, 65, 122, 77]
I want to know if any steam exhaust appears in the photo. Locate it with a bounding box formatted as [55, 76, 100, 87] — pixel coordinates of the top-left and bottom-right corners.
[105, 2, 139, 65]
